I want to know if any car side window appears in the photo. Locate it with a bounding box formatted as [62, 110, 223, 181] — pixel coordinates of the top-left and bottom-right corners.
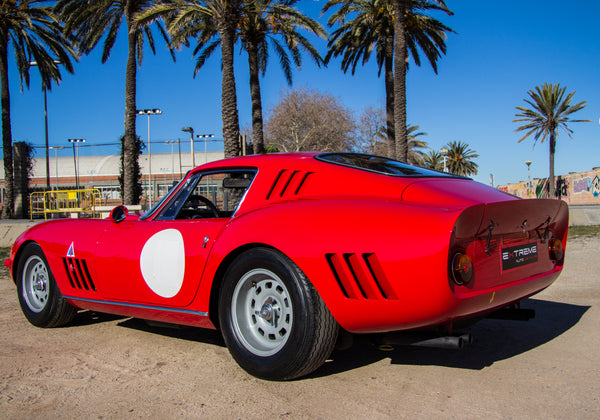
[156, 170, 256, 220]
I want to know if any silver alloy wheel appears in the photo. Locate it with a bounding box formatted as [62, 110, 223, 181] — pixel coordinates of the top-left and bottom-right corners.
[22, 255, 49, 313]
[231, 268, 293, 357]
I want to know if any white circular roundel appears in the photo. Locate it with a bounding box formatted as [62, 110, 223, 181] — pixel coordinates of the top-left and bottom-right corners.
[140, 229, 185, 298]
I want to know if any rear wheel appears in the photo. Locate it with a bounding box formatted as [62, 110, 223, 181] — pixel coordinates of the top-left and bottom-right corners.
[16, 243, 76, 328]
[219, 248, 338, 380]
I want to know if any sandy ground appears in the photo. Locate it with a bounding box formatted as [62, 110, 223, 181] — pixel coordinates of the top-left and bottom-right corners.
[1, 237, 598, 419]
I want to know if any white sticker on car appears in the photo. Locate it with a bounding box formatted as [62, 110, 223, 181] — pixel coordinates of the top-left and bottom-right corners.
[140, 229, 185, 298]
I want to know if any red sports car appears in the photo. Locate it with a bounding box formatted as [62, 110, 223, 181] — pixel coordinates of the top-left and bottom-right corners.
[5, 152, 568, 380]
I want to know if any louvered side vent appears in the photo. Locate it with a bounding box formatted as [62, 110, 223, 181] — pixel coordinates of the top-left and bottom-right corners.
[266, 169, 314, 200]
[62, 257, 96, 291]
[325, 253, 398, 300]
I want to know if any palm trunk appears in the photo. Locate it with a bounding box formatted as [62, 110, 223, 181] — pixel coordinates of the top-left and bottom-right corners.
[549, 131, 556, 198]
[0, 32, 14, 219]
[247, 43, 264, 154]
[219, 21, 241, 158]
[393, 0, 408, 162]
[384, 33, 395, 159]
[123, 7, 138, 205]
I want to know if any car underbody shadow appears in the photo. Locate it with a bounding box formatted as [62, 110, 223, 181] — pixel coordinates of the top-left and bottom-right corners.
[69, 310, 127, 327]
[311, 298, 590, 378]
[116, 317, 226, 347]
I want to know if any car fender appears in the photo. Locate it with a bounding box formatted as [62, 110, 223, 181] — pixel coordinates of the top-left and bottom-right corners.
[195, 198, 462, 331]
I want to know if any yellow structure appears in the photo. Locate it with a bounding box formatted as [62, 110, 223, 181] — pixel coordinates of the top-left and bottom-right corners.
[30, 189, 102, 220]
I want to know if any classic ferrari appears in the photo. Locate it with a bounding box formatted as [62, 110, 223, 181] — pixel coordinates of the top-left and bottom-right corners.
[6, 152, 568, 380]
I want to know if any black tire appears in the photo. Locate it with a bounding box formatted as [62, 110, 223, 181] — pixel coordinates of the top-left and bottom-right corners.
[16, 243, 76, 328]
[219, 247, 338, 380]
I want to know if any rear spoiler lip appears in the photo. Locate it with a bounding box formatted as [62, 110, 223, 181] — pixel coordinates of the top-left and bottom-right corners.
[453, 199, 569, 241]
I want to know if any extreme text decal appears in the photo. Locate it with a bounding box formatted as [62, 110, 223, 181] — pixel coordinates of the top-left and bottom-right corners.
[502, 242, 538, 270]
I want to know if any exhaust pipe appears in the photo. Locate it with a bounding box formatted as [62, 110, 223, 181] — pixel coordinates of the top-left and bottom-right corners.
[376, 332, 473, 350]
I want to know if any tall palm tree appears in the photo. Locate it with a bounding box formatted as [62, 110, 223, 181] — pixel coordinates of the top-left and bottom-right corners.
[0, 0, 77, 219]
[444, 140, 478, 176]
[239, 0, 325, 154]
[392, 0, 450, 161]
[139, 0, 243, 158]
[324, 0, 452, 160]
[55, 0, 175, 205]
[142, 0, 323, 156]
[513, 83, 589, 198]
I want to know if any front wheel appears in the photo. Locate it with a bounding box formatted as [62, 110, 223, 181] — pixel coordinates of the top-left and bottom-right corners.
[219, 248, 338, 380]
[16, 243, 76, 328]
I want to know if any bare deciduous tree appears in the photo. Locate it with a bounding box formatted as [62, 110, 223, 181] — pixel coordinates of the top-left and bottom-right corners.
[265, 87, 357, 152]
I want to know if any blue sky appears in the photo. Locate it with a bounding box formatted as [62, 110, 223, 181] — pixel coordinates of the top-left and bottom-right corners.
[6, 0, 600, 186]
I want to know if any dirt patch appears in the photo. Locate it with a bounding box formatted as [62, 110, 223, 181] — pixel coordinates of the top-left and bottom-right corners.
[1, 237, 598, 418]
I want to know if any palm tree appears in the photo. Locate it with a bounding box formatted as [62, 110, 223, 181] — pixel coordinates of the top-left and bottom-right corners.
[513, 83, 589, 198]
[0, 1, 77, 219]
[55, 0, 175, 205]
[444, 140, 478, 176]
[392, 0, 450, 161]
[139, 0, 243, 158]
[141, 0, 323, 156]
[238, 0, 325, 154]
[422, 149, 443, 170]
[324, 0, 452, 160]
[406, 124, 428, 165]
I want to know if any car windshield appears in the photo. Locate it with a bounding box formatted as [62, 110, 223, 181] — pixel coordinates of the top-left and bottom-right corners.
[316, 153, 463, 178]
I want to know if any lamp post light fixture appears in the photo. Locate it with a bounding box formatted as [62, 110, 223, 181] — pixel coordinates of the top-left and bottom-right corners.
[440, 147, 449, 173]
[68, 138, 86, 190]
[137, 108, 162, 206]
[49, 146, 65, 189]
[29, 59, 61, 190]
[196, 134, 215, 163]
[181, 126, 195, 167]
[526, 160, 532, 198]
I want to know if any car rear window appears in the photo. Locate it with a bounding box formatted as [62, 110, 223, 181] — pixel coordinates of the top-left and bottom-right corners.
[316, 153, 460, 177]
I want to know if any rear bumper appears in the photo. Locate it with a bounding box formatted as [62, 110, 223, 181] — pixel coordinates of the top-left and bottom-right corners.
[336, 267, 561, 334]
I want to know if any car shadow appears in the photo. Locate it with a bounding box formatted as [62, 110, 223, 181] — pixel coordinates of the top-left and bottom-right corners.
[93, 297, 589, 378]
[70, 310, 128, 326]
[312, 298, 590, 378]
[117, 317, 226, 347]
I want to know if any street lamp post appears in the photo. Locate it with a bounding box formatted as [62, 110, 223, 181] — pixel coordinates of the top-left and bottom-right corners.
[196, 134, 215, 163]
[137, 108, 162, 206]
[181, 126, 195, 167]
[165, 140, 177, 181]
[29, 59, 61, 190]
[68, 139, 86, 190]
[441, 147, 449, 173]
[49, 146, 65, 189]
[526, 160, 532, 198]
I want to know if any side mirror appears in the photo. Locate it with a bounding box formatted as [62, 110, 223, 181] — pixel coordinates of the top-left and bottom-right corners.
[110, 205, 128, 223]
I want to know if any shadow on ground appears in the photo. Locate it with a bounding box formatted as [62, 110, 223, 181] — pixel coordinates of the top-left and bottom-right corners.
[313, 298, 590, 377]
[86, 297, 589, 378]
[117, 317, 226, 347]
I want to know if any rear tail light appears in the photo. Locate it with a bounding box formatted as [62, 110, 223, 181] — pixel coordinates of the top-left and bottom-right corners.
[451, 252, 473, 286]
[548, 238, 564, 262]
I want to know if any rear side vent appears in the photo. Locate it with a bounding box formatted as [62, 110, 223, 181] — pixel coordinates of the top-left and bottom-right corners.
[62, 257, 96, 291]
[325, 253, 397, 300]
[266, 170, 313, 200]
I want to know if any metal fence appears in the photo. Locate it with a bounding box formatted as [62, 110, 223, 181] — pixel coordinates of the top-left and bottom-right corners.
[30, 189, 102, 220]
